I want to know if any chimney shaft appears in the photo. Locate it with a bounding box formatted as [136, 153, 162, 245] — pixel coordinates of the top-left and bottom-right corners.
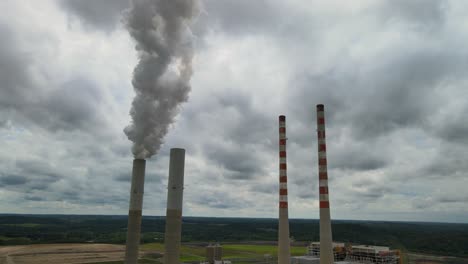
[125, 159, 146, 264]
[316, 105, 334, 264]
[278, 115, 291, 264]
[164, 148, 185, 264]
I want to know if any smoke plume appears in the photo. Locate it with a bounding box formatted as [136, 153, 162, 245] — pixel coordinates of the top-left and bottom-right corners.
[124, 0, 197, 159]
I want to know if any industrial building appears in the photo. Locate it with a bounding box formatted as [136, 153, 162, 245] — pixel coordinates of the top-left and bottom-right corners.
[308, 242, 347, 261]
[200, 244, 231, 264]
[347, 245, 400, 264]
[206, 244, 223, 264]
[292, 243, 400, 264]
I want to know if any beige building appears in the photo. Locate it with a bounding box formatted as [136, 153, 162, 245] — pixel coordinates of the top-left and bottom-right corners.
[206, 244, 223, 264]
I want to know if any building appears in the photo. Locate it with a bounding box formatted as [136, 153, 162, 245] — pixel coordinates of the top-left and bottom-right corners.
[295, 243, 401, 264]
[307, 242, 347, 261]
[205, 244, 223, 264]
[348, 245, 400, 264]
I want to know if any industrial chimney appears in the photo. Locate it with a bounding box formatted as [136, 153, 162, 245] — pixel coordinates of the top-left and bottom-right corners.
[278, 115, 291, 264]
[124, 159, 146, 264]
[164, 148, 186, 264]
[316, 105, 334, 264]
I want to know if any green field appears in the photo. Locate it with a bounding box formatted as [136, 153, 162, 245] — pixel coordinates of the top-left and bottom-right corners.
[138, 243, 307, 262]
[91, 243, 307, 263]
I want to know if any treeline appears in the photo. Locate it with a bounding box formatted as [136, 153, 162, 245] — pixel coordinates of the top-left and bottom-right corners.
[0, 214, 467, 258]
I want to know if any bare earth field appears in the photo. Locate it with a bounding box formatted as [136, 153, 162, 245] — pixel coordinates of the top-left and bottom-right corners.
[0, 244, 127, 264]
[2, 243, 468, 264]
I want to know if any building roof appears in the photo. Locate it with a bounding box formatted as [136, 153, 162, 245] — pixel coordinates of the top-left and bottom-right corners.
[309, 242, 345, 247]
[351, 245, 390, 252]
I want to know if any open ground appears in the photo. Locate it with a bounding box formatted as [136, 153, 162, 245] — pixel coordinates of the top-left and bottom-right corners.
[1, 243, 468, 264]
[0, 243, 307, 264]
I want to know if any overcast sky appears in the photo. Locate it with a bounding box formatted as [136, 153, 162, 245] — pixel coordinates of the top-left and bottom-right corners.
[0, 0, 467, 223]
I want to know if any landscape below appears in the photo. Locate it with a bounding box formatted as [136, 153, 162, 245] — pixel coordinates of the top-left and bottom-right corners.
[0, 214, 467, 263]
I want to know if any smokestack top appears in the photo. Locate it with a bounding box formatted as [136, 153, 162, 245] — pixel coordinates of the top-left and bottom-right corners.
[316, 104, 324, 111]
[279, 115, 286, 121]
[133, 158, 146, 162]
[171, 148, 186, 153]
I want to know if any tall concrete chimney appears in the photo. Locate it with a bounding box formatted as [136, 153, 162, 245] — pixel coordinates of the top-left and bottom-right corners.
[164, 148, 185, 264]
[125, 159, 146, 264]
[316, 104, 334, 264]
[278, 115, 291, 264]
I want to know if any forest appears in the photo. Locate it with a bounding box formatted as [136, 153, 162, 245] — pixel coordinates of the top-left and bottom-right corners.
[0, 214, 467, 258]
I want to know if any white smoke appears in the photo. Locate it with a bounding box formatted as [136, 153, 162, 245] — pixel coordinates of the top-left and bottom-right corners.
[124, 0, 198, 159]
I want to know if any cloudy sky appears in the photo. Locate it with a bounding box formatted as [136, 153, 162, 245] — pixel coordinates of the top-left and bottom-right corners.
[0, 0, 467, 223]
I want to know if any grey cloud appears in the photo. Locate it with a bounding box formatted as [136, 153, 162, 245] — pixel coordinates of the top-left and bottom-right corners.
[0, 174, 29, 186]
[188, 89, 273, 146]
[114, 171, 132, 182]
[289, 44, 467, 142]
[193, 191, 252, 209]
[0, 118, 12, 129]
[206, 143, 263, 180]
[435, 106, 468, 145]
[410, 193, 468, 210]
[11, 77, 105, 134]
[114, 171, 163, 183]
[422, 145, 468, 179]
[0, 160, 65, 193]
[336, 158, 386, 172]
[350, 50, 463, 140]
[0, 23, 107, 134]
[61, 190, 80, 201]
[297, 189, 314, 200]
[185, 90, 271, 180]
[0, 25, 36, 109]
[252, 182, 276, 194]
[287, 72, 354, 135]
[378, 0, 448, 31]
[412, 198, 432, 209]
[330, 146, 388, 171]
[360, 186, 392, 199]
[194, 0, 282, 36]
[29, 182, 54, 191]
[80, 193, 129, 205]
[52, 186, 128, 205]
[16, 159, 63, 180]
[437, 195, 468, 203]
[288, 170, 317, 200]
[24, 195, 45, 201]
[59, 0, 129, 31]
[438, 122, 468, 144]
[38, 79, 103, 132]
[351, 180, 393, 199]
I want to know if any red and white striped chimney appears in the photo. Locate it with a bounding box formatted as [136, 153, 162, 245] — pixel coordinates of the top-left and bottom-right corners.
[316, 104, 334, 264]
[278, 115, 290, 264]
